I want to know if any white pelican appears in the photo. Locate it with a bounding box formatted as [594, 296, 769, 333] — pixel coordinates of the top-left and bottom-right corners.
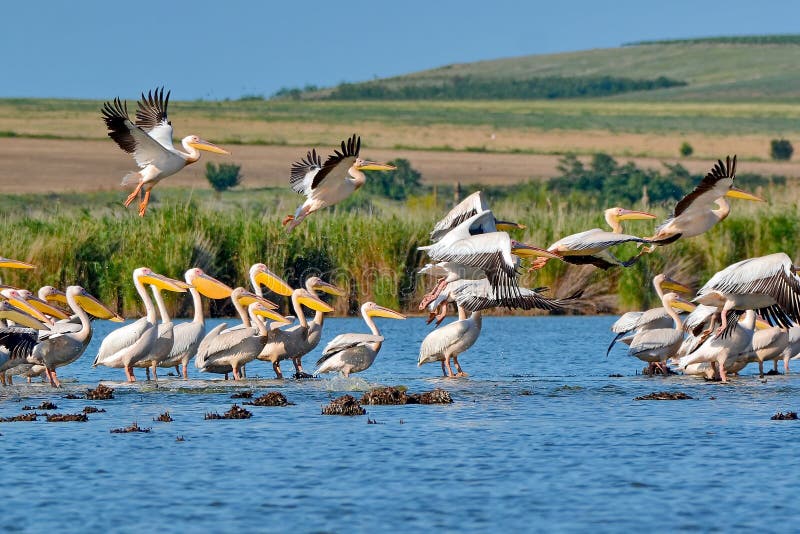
[626, 292, 694, 373]
[101, 87, 230, 217]
[257, 277, 344, 379]
[0, 302, 49, 386]
[137, 285, 175, 382]
[678, 310, 757, 382]
[0, 289, 52, 325]
[93, 268, 189, 381]
[316, 302, 406, 377]
[532, 207, 656, 270]
[745, 326, 790, 378]
[195, 288, 289, 380]
[282, 134, 396, 231]
[418, 305, 481, 377]
[428, 191, 524, 243]
[693, 252, 800, 336]
[158, 268, 233, 379]
[0, 286, 122, 387]
[646, 156, 762, 247]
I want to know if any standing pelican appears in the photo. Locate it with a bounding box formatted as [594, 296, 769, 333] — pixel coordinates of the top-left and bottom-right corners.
[136, 285, 175, 382]
[0, 302, 49, 386]
[93, 268, 189, 381]
[678, 311, 757, 382]
[283, 134, 396, 231]
[419, 306, 482, 377]
[316, 302, 406, 377]
[626, 292, 694, 373]
[158, 268, 233, 379]
[646, 156, 762, 247]
[101, 87, 230, 216]
[532, 207, 656, 270]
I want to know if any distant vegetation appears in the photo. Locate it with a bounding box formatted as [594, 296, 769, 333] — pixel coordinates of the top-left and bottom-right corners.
[362, 159, 423, 200]
[205, 162, 243, 194]
[770, 139, 794, 161]
[626, 35, 800, 46]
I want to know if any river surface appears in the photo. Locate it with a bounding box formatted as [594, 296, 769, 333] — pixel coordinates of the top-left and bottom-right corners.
[2, 316, 800, 533]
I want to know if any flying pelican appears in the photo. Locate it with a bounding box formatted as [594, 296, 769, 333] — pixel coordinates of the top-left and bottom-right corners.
[531, 207, 656, 270]
[0, 286, 122, 387]
[93, 268, 189, 381]
[257, 277, 344, 379]
[158, 268, 233, 379]
[678, 310, 757, 382]
[693, 252, 800, 336]
[428, 191, 525, 243]
[418, 305, 481, 377]
[645, 156, 762, 248]
[101, 87, 230, 216]
[195, 288, 289, 380]
[626, 292, 694, 374]
[316, 302, 406, 377]
[282, 134, 396, 231]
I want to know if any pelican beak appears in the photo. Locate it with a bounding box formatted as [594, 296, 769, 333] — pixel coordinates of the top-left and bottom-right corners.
[74, 289, 124, 322]
[495, 220, 526, 231]
[26, 295, 69, 320]
[254, 268, 294, 297]
[661, 277, 691, 294]
[188, 138, 230, 155]
[140, 272, 190, 293]
[0, 257, 35, 269]
[0, 302, 48, 330]
[297, 294, 334, 313]
[725, 187, 763, 202]
[617, 209, 657, 221]
[192, 272, 233, 300]
[511, 241, 562, 260]
[312, 280, 345, 296]
[670, 296, 695, 313]
[252, 305, 292, 324]
[5, 295, 48, 322]
[754, 319, 772, 330]
[355, 161, 396, 171]
[368, 305, 406, 320]
[43, 289, 68, 306]
[237, 290, 278, 309]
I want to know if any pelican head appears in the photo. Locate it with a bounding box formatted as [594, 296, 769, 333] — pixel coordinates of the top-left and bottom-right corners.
[250, 263, 294, 297]
[296, 289, 335, 313]
[495, 220, 526, 232]
[362, 301, 406, 320]
[134, 267, 191, 292]
[15, 289, 70, 320]
[664, 292, 695, 313]
[0, 257, 35, 269]
[185, 268, 233, 299]
[0, 301, 48, 330]
[306, 277, 345, 296]
[68, 286, 124, 322]
[653, 274, 691, 294]
[725, 187, 763, 202]
[38, 286, 68, 306]
[232, 287, 278, 310]
[249, 302, 292, 325]
[184, 135, 230, 155]
[0, 289, 49, 322]
[354, 158, 396, 172]
[510, 241, 562, 260]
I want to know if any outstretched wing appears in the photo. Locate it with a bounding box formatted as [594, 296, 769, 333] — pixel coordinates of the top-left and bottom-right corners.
[673, 156, 736, 218]
[451, 278, 580, 312]
[289, 149, 323, 196]
[0, 327, 39, 360]
[135, 87, 174, 149]
[552, 228, 650, 252]
[429, 191, 489, 242]
[101, 97, 173, 169]
[318, 333, 382, 364]
[309, 134, 361, 191]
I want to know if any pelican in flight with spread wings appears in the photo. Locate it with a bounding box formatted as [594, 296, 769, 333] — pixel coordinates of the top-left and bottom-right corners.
[428, 191, 525, 243]
[282, 134, 396, 231]
[645, 156, 762, 248]
[101, 87, 230, 216]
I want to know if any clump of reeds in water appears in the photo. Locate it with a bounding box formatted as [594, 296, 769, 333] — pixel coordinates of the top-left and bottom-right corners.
[83, 406, 106, 414]
[46, 413, 88, 422]
[111, 422, 151, 433]
[154, 412, 174, 422]
[230, 391, 253, 399]
[322, 395, 366, 416]
[245, 392, 292, 407]
[361, 386, 409, 405]
[0, 413, 40, 422]
[86, 384, 114, 400]
[771, 411, 798, 420]
[22, 401, 57, 411]
[205, 404, 252, 420]
[408, 388, 453, 404]
[635, 391, 693, 401]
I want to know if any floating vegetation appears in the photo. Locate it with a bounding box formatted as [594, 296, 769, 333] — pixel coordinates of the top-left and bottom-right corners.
[635, 391, 693, 401]
[82, 406, 106, 414]
[771, 411, 798, 420]
[641, 366, 677, 376]
[0, 413, 40, 422]
[409, 389, 453, 404]
[322, 395, 366, 416]
[86, 384, 114, 400]
[111, 422, 151, 433]
[154, 412, 174, 422]
[245, 392, 293, 407]
[361, 387, 409, 405]
[46, 413, 88, 422]
[22, 401, 57, 411]
[230, 391, 253, 399]
[205, 404, 252, 420]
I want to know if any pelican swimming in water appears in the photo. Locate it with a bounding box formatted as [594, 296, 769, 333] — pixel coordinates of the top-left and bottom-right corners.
[531, 207, 656, 270]
[101, 87, 230, 216]
[93, 268, 189, 381]
[418, 305, 482, 377]
[158, 268, 233, 379]
[283, 134, 396, 231]
[626, 292, 694, 374]
[316, 302, 406, 377]
[645, 156, 762, 248]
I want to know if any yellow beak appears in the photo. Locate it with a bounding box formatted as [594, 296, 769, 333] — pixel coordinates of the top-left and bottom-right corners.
[496, 220, 526, 231]
[251, 305, 291, 324]
[237, 290, 278, 309]
[617, 209, 657, 221]
[511, 242, 562, 260]
[192, 273, 233, 300]
[368, 305, 406, 320]
[254, 269, 294, 297]
[297, 294, 334, 313]
[26, 296, 69, 320]
[669, 297, 696, 313]
[312, 280, 346, 297]
[0, 302, 48, 330]
[74, 289, 124, 322]
[725, 187, 764, 202]
[661, 278, 691, 294]
[43, 289, 68, 306]
[356, 161, 396, 172]
[5, 296, 48, 322]
[188, 138, 230, 155]
[0, 257, 35, 269]
[139, 272, 190, 292]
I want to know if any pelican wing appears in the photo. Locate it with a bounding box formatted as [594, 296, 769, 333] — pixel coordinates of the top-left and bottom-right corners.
[319, 333, 383, 363]
[101, 98, 173, 168]
[451, 278, 577, 312]
[289, 149, 323, 195]
[169, 321, 205, 359]
[628, 328, 683, 355]
[135, 87, 173, 149]
[427, 233, 519, 294]
[419, 320, 471, 361]
[0, 327, 38, 359]
[93, 317, 151, 365]
[429, 191, 489, 242]
[197, 326, 257, 361]
[552, 229, 649, 252]
[611, 311, 645, 333]
[751, 327, 785, 353]
[309, 134, 361, 191]
[673, 156, 736, 218]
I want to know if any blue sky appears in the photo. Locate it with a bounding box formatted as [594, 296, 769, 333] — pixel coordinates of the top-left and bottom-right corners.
[3, 0, 800, 100]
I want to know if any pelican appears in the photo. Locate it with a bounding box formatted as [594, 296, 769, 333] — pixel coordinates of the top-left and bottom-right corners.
[158, 268, 233, 379]
[0, 286, 122, 387]
[195, 288, 289, 380]
[282, 134, 396, 231]
[0, 301, 49, 385]
[693, 252, 800, 336]
[678, 310, 757, 382]
[136, 285, 175, 382]
[0, 289, 52, 325]
[646, 156, 762, 247]
[418, 305, 481, 377]
[626, 292, 694, 373]
[93, 268, 189, 381]
[257, 277, 344, 379]
[428, 191, 524, 243]
[532, 207, 656, 270]
[316, 302, 406, 377]
[101, 87, 230, 217]
[745, 326, 790, 378]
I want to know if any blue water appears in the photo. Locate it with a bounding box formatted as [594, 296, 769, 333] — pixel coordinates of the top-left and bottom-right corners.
[2, 315, 800, 532]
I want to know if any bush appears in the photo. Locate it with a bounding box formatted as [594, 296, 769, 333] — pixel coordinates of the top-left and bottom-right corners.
[770, 139, 793, 160]
[679, 141, 693, 157]
[362, 158, 422, 200]
[205, 162, 242, 193]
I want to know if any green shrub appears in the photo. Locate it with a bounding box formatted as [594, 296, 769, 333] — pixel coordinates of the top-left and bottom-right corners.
[362, 158, 422, 201]
[770, 139, 793, 160]
[679, 141, 693, 157]
[205, 162, 243, 193]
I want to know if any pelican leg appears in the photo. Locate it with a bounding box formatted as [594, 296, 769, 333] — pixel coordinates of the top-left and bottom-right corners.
[443, 357, 455, 378]
[0, 374, 5, 386]
[272, 361, 284, 379]
[150, 363, 158, 383]
[125, 365, 136, 382]
[224, 373, 229, 380]
[240, 365, 247, 379]
[124, 181, 145, 207]
[784, 357, 791, 375]
[293, 358, 313, 379]
[419, 279, 448, 310]
[181, 363, 188, 380]
[719, 363, 728, 383]
[528, 257, 550, 271]
[453, 355, 469, 377]
[47, 368, 60, 388]
[231, 366, 241, 381]
[6, 374, 11, 385]
[440, 360, 448, 377]
[138, 189, 152, 217]
[714, 302, 734, 337]
[758, 361, 764, 378]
